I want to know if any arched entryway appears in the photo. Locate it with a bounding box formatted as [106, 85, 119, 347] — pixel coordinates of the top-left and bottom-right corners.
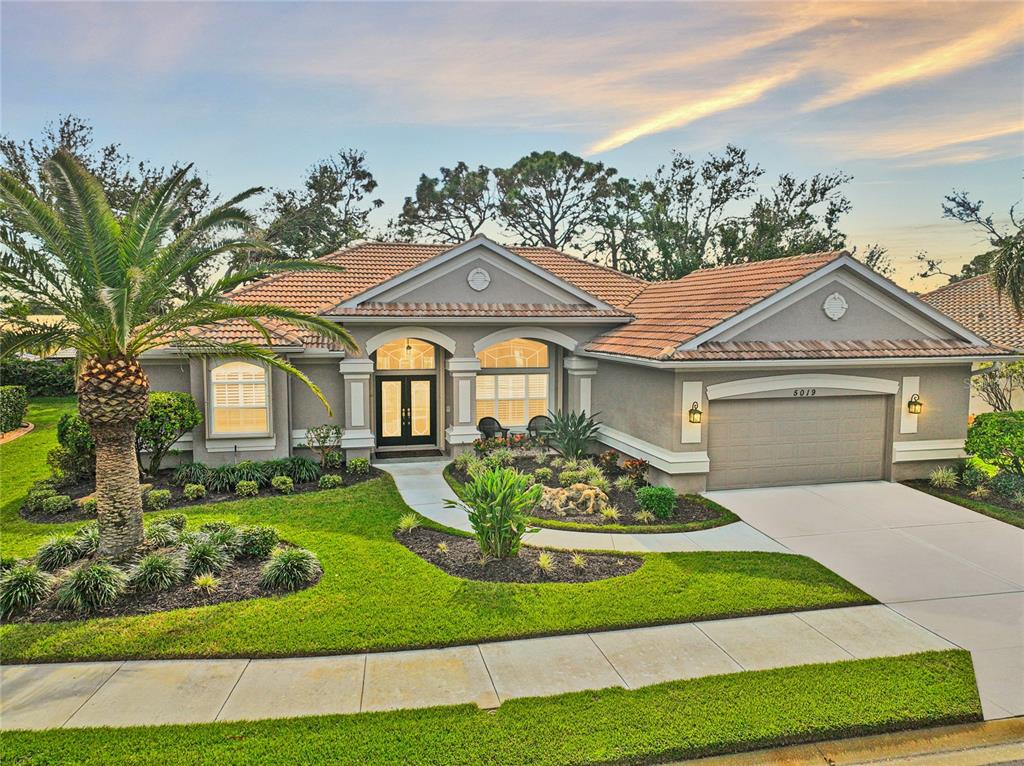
[372, 336, 441, 449]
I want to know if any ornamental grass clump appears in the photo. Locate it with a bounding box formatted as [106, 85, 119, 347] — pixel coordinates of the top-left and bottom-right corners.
[74, 523, 100, 557]
[929, 466, 959, 490]
[0, 564, 53, 617]
[396, 513, 420, 534]
[145, 522, 179, 548]
[536, 551, 554, 574]
[192, 573, 219, 593]
[237, 525, 279, 558]
[182, 540, 229, 576]
[445, 467, 540, 559]
[55, 563, 127, 613]
[173, 462, 210, 487]
[36, 534, 88, 572]
[259, 548, 322, 591]
[205, 464, 239, 493]
[129, 553, 183, 593]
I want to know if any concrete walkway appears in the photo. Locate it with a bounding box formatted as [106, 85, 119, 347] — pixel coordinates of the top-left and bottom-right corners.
[385, 460, 788, 553]
[706, 482, 1024, 721]
[0, 604, 954, 731]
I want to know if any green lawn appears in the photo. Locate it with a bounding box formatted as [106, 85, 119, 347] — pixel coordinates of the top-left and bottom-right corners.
[2, 399, 873, 663]
[444, 463, 740, 534]
[906, 481, 1024, 529]
[1, 651, 981, 766]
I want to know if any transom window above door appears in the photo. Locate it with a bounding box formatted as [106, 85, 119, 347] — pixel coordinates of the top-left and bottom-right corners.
[476, 338, 548, 368]
[376, 338, 436, 370]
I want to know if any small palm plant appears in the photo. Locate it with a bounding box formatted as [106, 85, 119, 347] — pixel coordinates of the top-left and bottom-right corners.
[0, 150, 357, 556]
[445, 467, 540, 558]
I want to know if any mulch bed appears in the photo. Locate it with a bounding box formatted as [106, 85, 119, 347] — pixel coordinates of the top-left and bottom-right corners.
[396, 526, 643, 584]
[20, 467, 384, 524]
[450, 456, 724, 528]
[5, 543, 320, 625]
[905, 479, 1024, 518]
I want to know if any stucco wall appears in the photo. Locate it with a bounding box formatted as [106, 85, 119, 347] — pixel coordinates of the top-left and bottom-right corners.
[145, 359, 191, 393]
[590, 360, 678, 451]
[291, 360, 345, 432]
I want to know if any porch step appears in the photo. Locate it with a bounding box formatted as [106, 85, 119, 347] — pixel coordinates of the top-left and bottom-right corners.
[374, 449, 445, 464]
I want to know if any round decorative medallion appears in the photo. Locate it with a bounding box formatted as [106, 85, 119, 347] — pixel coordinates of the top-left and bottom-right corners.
[467, 267, 491, 292]
[822, 292, 848, 320]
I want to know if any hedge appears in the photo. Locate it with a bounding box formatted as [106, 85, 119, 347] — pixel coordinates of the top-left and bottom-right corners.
[0, 358, 75, 397]
[0, 385, 27, 433]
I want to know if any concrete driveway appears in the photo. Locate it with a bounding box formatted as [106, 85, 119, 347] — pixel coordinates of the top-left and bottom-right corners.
[705, 481, 1024, 720]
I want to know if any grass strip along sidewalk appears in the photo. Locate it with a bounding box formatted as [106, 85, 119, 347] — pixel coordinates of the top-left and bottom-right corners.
[3, 651, 981, 766]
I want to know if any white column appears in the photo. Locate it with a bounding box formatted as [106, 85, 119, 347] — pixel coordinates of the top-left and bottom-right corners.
[338, 358, 375, 456]
[564, 355, 598, 415]
[446, 357, 481, 445]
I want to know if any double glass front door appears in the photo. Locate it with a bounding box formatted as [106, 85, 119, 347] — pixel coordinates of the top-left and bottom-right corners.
[376, 375, 436, 447]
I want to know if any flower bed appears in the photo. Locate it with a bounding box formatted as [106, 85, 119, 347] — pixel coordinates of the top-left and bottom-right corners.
[1, 517, 321, 624]
[447, 451, 737, 534]
[395, 525, 642, 583]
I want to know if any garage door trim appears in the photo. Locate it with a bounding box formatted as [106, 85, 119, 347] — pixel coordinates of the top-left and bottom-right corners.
[707, 373, 899, 401]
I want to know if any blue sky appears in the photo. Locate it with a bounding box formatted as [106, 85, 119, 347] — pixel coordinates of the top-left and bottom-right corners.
[2, 0, 1022, 288]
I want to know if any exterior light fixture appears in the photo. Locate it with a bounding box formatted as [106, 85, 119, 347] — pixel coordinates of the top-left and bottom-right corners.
[688, 401, 703, 424]
[907, 394, 923, 415]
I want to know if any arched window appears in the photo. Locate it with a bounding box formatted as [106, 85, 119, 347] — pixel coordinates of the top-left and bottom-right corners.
[475, 338, 549, 427]
[209, 360, 270, 436]
[376, 338, 436, 370]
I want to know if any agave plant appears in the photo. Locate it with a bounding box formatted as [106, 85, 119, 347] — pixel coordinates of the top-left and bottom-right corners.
[0, 150, 357, 556]
[543, 410, 601, 461]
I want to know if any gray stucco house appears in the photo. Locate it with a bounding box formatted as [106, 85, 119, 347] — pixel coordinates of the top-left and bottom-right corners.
[143, 236, 1013, 491]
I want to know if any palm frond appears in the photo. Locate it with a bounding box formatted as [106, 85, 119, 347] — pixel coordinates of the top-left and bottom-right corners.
[991, 234, 1024, 316]
[0, 321, 75, 359]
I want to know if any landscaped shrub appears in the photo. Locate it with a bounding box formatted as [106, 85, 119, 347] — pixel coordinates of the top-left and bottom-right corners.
[36, 534, 87, 571]
[271, 475, 294, 494]
[453, 452, 477, 471]
[445, 467, 541, 558]
[633, 510, 656, 524]
[259, 548, 322, 591]
[929, 466, 959, 489]
[135, 392, 203, 477]
[206, 527, 241, 558]
[0, 564, 53, 617]
[635, 485, 677, 519]
[396, 513, 420, 533]
[966, 411, 1024, 477]
[0, 358, 74, 397]
[24, 480, 57, 513]
[597, 450, 619, 471]
[482, 448, 516, 469]
[234, 460, 269, 487]
[80, 497, 98, 515]
[533, 466, 553, 482]
[613, 475, 636, 492]
[0, 554, 15, 572]
[164, 513, 187, 532]
[281, 456, 322, 484]
[318, 473, 344, 489]
[234, 480, 259, 497]
[129, 553, 183, 593]
[192, 573, 219, 593]
[306, 424, 344, 466]
[173, 462, 210, 487]
[143, 489, 172, 511]
[205, 464, 240, 493]
[0, 385, 27, 433]
[145, 522, 180, 547]
[40, 495, 73, 515]
[622, 458, 650, 484]
[182, 540, 229, 576]
[54, 412, 95, 480]
[557, 460, 603, 487]
[991, 471, 1024, 499]
[544, 410, 600, 460]
[55, 563, 127, 612]
[200, 520, 233, 533]
[960, 465, 987, 490]
[237, 525, 279, 558]
[183, 483, 206, 501]
[74, 523, 100, 556]
[324, 450, 346, 470]
[347, 457, 370, 475]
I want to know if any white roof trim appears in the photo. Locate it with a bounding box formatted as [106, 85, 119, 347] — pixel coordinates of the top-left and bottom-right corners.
[706, 373, 900, 400]
[473, 326, 579, 354]
[335, 236, 617, 312]
[364, 326, 458, 354]
[577, 349, 1016, 369]
[678, 255, 990, 350]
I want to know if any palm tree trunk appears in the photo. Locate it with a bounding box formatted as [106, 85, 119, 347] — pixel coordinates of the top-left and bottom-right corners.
[92, 421, 144, 557]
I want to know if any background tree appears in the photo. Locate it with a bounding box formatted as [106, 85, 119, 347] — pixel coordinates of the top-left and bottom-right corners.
[0, 150, 357, 557]
[589, 176, 647, 272]
[239, 149, 383, 271]
[494, 151, 616, 251]
[398, 162, 495, 242]
[717, 171, 852, 265]
[0, 116, 216, 298]
[855, 243, 895, 278]
[972, 362, 1024, 412]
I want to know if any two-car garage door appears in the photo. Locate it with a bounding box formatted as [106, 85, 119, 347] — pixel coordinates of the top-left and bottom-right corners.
[706, 395, 888, 490]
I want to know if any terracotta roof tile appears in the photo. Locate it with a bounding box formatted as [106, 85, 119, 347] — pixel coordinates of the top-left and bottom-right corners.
[586, 252, 846, 359]
[229, 241, 647, 315]
[667, 339, 1013, 361]
[922, 274, 1024, 349]
[327, 302, 630, 318]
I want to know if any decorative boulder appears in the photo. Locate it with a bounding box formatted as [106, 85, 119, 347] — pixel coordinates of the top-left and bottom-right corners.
[537, 483, 608, 516]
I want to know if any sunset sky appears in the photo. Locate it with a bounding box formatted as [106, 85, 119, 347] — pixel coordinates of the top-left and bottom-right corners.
[2, 0, 1022, 288]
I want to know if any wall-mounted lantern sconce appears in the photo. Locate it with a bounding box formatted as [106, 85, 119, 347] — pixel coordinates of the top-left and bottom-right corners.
[688, 401, 703, 424]
[907, 394, 923, 415]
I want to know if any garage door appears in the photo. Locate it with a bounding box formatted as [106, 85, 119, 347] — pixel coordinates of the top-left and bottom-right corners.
[707, 395, 887, 490]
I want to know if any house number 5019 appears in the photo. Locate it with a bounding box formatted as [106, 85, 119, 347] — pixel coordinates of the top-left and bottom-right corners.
[792, 388, 817, 397]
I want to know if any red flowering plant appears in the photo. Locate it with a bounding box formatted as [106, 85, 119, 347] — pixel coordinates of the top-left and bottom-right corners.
[622, 458, 650, 485]
[597, 450, 619, 471]
[473, 432, 534, 455]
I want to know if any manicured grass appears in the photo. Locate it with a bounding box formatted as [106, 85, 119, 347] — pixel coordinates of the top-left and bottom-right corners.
[2, 400, 872, 663]
[444, 463, 740, 534]
[1, 651, 981, 765]
[905, 481, 1024, 529]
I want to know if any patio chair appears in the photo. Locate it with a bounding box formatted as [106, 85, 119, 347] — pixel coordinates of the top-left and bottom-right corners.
[527, 414, 553, 441]
[477, 417, 509, 439]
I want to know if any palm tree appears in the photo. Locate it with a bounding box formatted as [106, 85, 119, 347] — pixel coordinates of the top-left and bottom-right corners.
[991, 234, 1023, 316]
[0, 149, 357, 557]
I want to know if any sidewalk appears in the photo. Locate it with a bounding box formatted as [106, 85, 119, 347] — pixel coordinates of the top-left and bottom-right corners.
[0, 604, 953, 731]
[385, 460, 788, 553]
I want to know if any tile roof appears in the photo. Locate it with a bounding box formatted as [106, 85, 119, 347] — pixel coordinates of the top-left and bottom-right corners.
[229, 241, 647, 315]
[666, 339, 1014, 362]
[327, 302, 631, 318]
[585, 252, 846, 359]
[921, 274, 1024, 350]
